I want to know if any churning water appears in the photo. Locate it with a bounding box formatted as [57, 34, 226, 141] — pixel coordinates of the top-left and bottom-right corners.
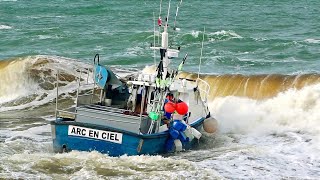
[1, 0, 319, 179]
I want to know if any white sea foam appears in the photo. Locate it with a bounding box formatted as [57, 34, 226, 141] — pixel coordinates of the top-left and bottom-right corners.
[124, 46, 145, 57]
[208, 30, 243, 42]
[304, 38, 320, 44]
[0, 150, 221, 179]
[190, 30, 201, 38]
[0, 25, 12, 29]
[112, 46, 145, 58]
[253, 37, 269, 41]
[209, 30, 243, 38]
[38, 35, 59, 40]
[194, 133, 319, 179]
[3, 124, 51, 143]
[209, 83, 320, 135]
[1, 71, 319, 179]
[178, 84, 320, 179]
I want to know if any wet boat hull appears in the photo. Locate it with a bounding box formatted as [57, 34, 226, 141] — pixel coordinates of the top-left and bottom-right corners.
[51, 117, 205, 156]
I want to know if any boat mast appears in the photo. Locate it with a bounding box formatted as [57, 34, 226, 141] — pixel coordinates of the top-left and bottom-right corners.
[153, 12, 156, 65]
[55, 70, 59, 118]
[198, 27, 205, 79]
[158, 0, 162, 44]
[161, 0, 171, 80]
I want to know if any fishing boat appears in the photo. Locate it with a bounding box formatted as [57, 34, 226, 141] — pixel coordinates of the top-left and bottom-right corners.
[50, 1, 217, 156]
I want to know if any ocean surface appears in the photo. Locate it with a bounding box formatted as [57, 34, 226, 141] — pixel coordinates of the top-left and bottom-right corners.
[1, 0, 320, 179]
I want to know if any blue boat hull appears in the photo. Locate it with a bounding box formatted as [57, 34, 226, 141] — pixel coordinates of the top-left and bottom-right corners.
[51, 118, 205, 156]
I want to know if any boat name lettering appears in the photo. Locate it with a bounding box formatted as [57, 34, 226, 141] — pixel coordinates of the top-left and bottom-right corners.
[68, 125, 123, 144]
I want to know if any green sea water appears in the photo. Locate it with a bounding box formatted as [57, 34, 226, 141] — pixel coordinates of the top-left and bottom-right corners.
[1, 0, 320, 179]
[1, 0, 319, 74]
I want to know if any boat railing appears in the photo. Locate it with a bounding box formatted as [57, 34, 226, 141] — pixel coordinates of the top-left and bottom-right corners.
[57, 109, 140, 125]
[196, 77, 210, 103]
[83, 104, 124, 113]
[55, 67, 97, 118]
[78, 106, 146, 119]
[54, 69, 148, 133]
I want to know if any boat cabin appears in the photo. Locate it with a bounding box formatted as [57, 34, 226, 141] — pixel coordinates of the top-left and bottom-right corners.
[55, 64, 210, 136]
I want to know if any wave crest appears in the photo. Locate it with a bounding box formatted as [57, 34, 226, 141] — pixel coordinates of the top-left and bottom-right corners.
[0, 55, 93, 112]
[178, 72, 320, 99]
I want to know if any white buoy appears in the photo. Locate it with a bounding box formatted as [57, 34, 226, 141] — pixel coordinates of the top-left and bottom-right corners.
[191, 127, 202, 139]
[183, 126, 194, 141]
[203, 117, 218, 133]
[158, 125, 168, 132]
[172, 113, 183, 120]
[174, 139, 182, 152]
[105, 99, 112, 106]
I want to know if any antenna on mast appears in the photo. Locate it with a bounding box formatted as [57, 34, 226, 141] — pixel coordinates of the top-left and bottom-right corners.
[153, 12, 156, 65]
[159, 0, 162, 18]
[158, 0, 163, 44]
[198, 27, 205, 79]
[173, 0, 183, 31]
[165, 0, 171, 27]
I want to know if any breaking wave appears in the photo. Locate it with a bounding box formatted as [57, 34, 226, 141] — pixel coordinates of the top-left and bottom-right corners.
[178, 72, 320, 100]
[0, 55, 137, 112]
[1, 56, 320, 113]
[0, 56, 93, 112]
[181, 30, 242, 43]
[177, 72, 320, 139]
[2, 56, 320, 139]
[1, 58, 319, 179]
[141, 68, 320, 139]
[209, 84, 320, 135]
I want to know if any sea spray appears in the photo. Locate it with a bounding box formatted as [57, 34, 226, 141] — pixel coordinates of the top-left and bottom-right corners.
[209, 83, 320, 135]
